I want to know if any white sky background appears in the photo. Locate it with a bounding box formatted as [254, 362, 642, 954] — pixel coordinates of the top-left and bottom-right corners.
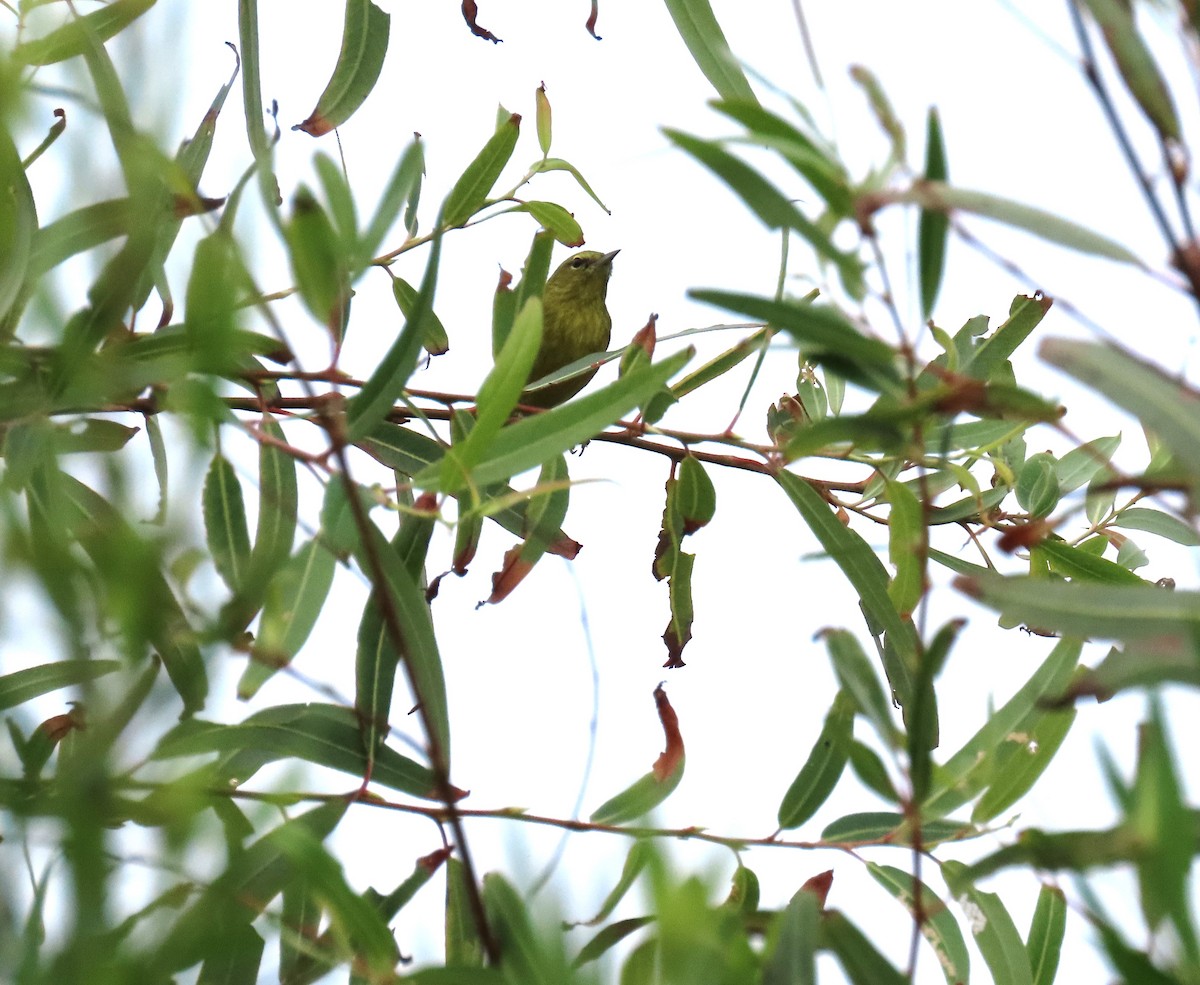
[8, 0, 1200, 981]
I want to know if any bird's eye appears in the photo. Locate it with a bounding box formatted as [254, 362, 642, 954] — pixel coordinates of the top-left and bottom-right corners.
[571, 257, 587, 269]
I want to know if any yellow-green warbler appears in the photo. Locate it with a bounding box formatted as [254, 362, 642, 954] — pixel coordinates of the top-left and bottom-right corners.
[521, 249, 619, 407]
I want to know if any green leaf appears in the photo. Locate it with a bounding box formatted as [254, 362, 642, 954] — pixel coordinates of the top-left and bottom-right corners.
[954, 574, 1200, 650]
[446, 297, 543, 484]
[666, 131, 864, 294]
[778, 691, 853, 829]
[867, 863, 970, 985]
[414, 349, 692, 493]
[591, 686, 685, 824]
[1055, 434, 1121, 493]
[391, 275, 449, 356]
[29, 472, 207, 715]
[271, 826, 399, 978]
[239, 538, 338, 699]
[349, 509, 451, 765]
[763, 888, 818, 985]
[1046, 345, 1200, 484]
[203, 454, 251, 593]
[568, 841, 653, 929]
[918, 107, 949, 319]
[923, 637, 1081, 818]
[820, 910, 907, 985]
[0, 660, 122, 713]
[971, 703, 1076, 823]
[443, 114, 521, 228]
[13, 0, 156, 65]
[777, 471, 918, 711]
[347, 227, 442, 441]
[157, 800, 348, 974]
[153, 703, 443, 799]
[510, 201, 584, 248]
[1111, 506, 1200, 546]
[1130, 701, 1198, 959]
[962, 293, 1053, 383]
[822, 630, 899, 748]
[293, 0, 390, 136]
[1026, 885, 1066, 985]
[1082, 0, 1181, 141]
[821, 812, 975, 846]
[1034, 538, 1146, 586]
[690, 290, 899, 393]
[884, 479, 924, 616]
[360, 138, 425, 260]
[900, 183, 1141, 263]
[944, 862, 1034, 985]
[710, 99, 851, 215]
[0, 122, 38, 334]
[660, 0, 757, 103]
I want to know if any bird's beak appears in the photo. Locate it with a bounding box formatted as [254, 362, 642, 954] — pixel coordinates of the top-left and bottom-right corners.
[601, 249, 620, 266]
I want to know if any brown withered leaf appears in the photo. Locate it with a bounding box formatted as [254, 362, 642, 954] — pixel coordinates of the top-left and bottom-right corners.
[650, 684, 684, 780]
[462, 0, 501, 42]
[486, 543, 534, 604]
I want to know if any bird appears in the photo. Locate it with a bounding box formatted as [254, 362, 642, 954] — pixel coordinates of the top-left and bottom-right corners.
[521, 249, 619, 407]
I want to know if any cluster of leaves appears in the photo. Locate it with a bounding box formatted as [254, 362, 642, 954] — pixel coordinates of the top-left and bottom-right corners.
[2, 0, 1200, 983]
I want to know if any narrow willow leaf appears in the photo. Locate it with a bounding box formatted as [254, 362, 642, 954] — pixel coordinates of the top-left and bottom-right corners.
[156, 800, 347, 974]
[900, 183, 1141, 263]
[574, 917, 656, 969]
[777, 471, 918, 710]
[1055, 434, 1120, 493]
[34, 473, 207, 715]
[778, 691, 853, 829]
[347, 227, 442, 441]
[0, 122, 38, 333]
[153, 703, 445, 800]
[568, 841, 654, 928]
[1043, 338, 1180, 474]
[591, 686, 685, 824]
[923, 637, 1081, 818]
[443, 114, 521, 228]
[239, 538, 338, 699]
[1034, 539, 1145, 586]
[955, 574, 1200, 649]
[820, 910, 907, 985]
[964, 293, 1053, 383]
[666, 132, 863, 293]
[971, 704, 1075, 823]
[867, 863, 970, 985]
[203, 454, 251, 593]
[413, 349, 692, 493]
[0, 660, 122, 713]
[13, 0, 156, 65]
[1082, 0, 1181, 141]
[1026, 885, 1067, 985]
[918, 107, 949, 319]
[271, 826, 399, 978]
[661, 0, 758, 103]
[445, 858, 485, 969]
[821, 812, 975, 846]
[763, 889, 818, 985]
[1111, 506, 1200, 546]
[710, 100, 851, 214]
[885, 479, 924, 617]
[361, 138, 425, 260]
[448, 297, 543, 482]
[391, 275, 449, 356]
[944, 863, 1034, 985]
[823, 630, 899, 748]
[294, 0, 390, 136]
[690, 290, 898, 392]
[510, 201, 584, 247]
